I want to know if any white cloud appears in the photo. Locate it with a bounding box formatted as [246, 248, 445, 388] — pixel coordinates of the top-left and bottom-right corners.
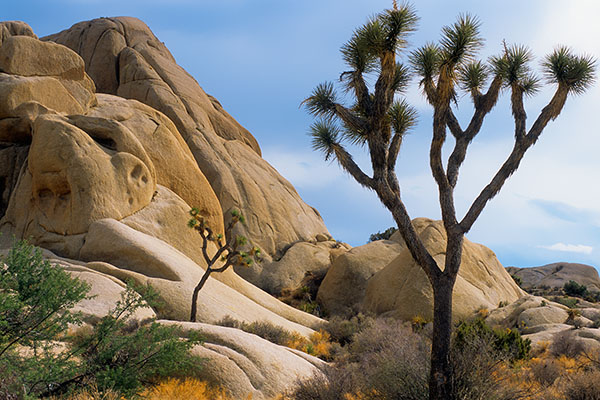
[539, 243, 593, 255]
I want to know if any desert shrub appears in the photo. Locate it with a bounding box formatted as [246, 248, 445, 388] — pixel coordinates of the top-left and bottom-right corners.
[51, 283, 204, 397]
[284, 368, 365, 400]
[550, 330, 586, 358]
[286, 318, 429, 400]
[368, 227, 398, 242]
[140, 378, 236, 400]
[555, 296, 579, 309]
[564, 370, 600, 400]
[530, 357, 562, 386]
[216, 317, 333, 360]
[345, 318, 430, 399]
[0, 241, 204, 398]
[0, 240, 89, 398]
[451, 319, 534, 400]
[454, 318, 531, 362]
[49, 383, 122, 400]
[510, 274, 523, 288]
[241, 320, 296, 345]
[564, 280, 588, 298]
[321, 314, 374, 346]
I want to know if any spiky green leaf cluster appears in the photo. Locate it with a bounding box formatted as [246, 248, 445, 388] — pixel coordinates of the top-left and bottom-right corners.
[389, 99, 418, 136]
[439, 14, 483, 66]
[341, 3, 418, 66]
[458, 60, 489, 92]
[410, 43, 441, 81]
[303, 82, 338, 119]
[543, 46, 596, 94]
[491, 44, 540, 95]
[310, 119, 340, 160]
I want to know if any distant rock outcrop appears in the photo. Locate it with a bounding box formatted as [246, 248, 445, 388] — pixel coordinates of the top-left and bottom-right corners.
[507, 262, 600, 292]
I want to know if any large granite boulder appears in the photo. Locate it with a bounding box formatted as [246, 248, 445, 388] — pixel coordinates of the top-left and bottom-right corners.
[317, 239, 404, 316]
[43, 16, 331, 268]
[0, 20, 324, 340]
[363, 218, 525, 321]
[506, 262, 600, 292]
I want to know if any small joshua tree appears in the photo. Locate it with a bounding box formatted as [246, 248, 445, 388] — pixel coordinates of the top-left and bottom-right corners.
[187, 208, 260, 322]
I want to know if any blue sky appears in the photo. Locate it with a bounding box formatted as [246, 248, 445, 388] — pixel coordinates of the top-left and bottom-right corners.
[5, 1, 600, 269]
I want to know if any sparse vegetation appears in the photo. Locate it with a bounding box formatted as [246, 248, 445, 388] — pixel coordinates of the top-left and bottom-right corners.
[564, 280, 588, 298]
[188, 208, 261, 322]
[216, 316, 334, 360]
[368, 227, 398, 242]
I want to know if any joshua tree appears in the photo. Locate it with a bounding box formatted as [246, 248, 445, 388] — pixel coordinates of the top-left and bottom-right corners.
[303, 3, 595, 398]
[187, 208, 260, 322]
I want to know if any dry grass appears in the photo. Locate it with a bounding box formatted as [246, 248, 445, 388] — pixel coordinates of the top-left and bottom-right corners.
[139, 378, 245, 400]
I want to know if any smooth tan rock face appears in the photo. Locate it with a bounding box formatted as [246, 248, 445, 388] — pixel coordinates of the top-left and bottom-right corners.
[79, 218, 323, 332]
[0, 21, 37, 43]
[44, 16, 330, 263]
[1, 93, 224, 256]
[1, 114, 155, 256]
[161, 321, 325, 400]
[363, 218, 525, 321]
[0, 36, 85, 79]
[240, 240, 342, 295]
[318, 239, 403, 317]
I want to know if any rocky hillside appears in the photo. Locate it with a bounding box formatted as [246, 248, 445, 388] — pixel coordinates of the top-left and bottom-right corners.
[507, 262, 600, 292]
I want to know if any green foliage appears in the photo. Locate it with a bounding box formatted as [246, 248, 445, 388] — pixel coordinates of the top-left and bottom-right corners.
[388, 99, 418, 136]
[454, 318, 530, 362]
[458, 60, 489, 92]
[510, 274, 523, 288]
[368, 226, 398, 242]
[0, 241, 203, 398]
[188, 208, 261, 322]
[309, 120, 341, 161]
[564, 280, 588, 298]
[543, 46, 596, 94]
[69, 283, 204, 397]
[439, 14, 483, 66]
[0, 240, 89, 397]
[491, 44, 540, 95]
[555, 296, 579, 309]
[0, 241, 89, 351]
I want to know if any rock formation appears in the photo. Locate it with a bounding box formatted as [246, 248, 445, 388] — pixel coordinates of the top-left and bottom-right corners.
[43, 16, 331, 268]
[0, 20, 329, 398]
[507, 262, 600, 292]
[360, 218, 524, 321]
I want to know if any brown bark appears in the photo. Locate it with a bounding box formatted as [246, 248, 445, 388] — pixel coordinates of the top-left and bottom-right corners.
[429, 274, 457, 400]
[190, 269, 212, 322]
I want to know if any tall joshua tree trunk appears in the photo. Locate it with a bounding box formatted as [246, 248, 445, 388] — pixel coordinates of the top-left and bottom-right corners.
[304, 4, 595, 399]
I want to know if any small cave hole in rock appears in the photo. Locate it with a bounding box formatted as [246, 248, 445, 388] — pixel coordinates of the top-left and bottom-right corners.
[90, 135, 117, 151]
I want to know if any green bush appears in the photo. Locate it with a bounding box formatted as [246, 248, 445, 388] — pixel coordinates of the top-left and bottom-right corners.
[564, 280, 588, 298]
[67, 284, 204, 397]
[368, 227, 398, 242]
[454, 318, 530, 362]
[0, 240, 89, 398]
[0, 240, 204, 398]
